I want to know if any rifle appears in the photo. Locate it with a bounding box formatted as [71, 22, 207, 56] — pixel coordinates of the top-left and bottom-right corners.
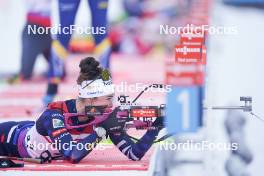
[72, 84, 263, 143]
[71, 84, 169, 143]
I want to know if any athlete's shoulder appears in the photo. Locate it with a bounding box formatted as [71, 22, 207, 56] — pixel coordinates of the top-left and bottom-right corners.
[47, 99, 76, 113]
[36, 108, 66, 134]
[36, 108, 64, 128]
[41, 108, 64, 118]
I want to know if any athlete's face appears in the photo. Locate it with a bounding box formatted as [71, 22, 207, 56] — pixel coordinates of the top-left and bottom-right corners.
[76, 94, 114, 122]
[87, 94, 114, 107]
[77, 94, 114, 112]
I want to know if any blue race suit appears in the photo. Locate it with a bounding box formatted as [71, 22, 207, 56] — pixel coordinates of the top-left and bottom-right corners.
[0, 99, 160, 163]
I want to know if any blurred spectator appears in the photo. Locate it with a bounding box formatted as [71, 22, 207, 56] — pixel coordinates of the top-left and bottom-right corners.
[8, 0, 52, 84]
[43, 0, 110, 105]
[225, 110, 253, 176]
[109, 0, 191, 55]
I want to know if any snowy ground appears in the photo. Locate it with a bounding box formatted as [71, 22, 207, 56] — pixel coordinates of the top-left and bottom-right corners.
[208, 2, 264, 176]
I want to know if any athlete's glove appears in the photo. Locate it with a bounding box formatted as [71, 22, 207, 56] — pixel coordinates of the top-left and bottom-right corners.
[94, 127, 107, 139]
[152, 117, 164, 130]
[99, 108, 126, 135]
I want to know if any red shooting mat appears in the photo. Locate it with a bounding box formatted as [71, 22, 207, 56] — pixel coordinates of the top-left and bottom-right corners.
[2, 143, 154, 171]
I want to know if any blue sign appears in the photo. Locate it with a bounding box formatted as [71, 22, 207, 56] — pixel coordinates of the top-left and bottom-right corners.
[165, 86, 202, 134]
[223, 0, 264, 5]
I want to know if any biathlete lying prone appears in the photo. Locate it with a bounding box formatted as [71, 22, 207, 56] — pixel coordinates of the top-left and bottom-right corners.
[0, 57, 163, 164]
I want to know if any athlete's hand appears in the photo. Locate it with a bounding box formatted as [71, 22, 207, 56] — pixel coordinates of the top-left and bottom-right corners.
[152, 117, 164, 130]
[94, 127, 106, 138]
[99, 108, 126, 135]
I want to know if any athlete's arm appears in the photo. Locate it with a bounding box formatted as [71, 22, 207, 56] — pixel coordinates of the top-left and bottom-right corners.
[109, 129, 160, 161]
[104, 108, 162, 161]
[37, 109, 101, 163]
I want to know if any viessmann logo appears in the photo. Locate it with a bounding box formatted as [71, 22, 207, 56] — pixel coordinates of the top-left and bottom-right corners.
[132, 109, 156, 117]
[175, 46, 200, 55]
